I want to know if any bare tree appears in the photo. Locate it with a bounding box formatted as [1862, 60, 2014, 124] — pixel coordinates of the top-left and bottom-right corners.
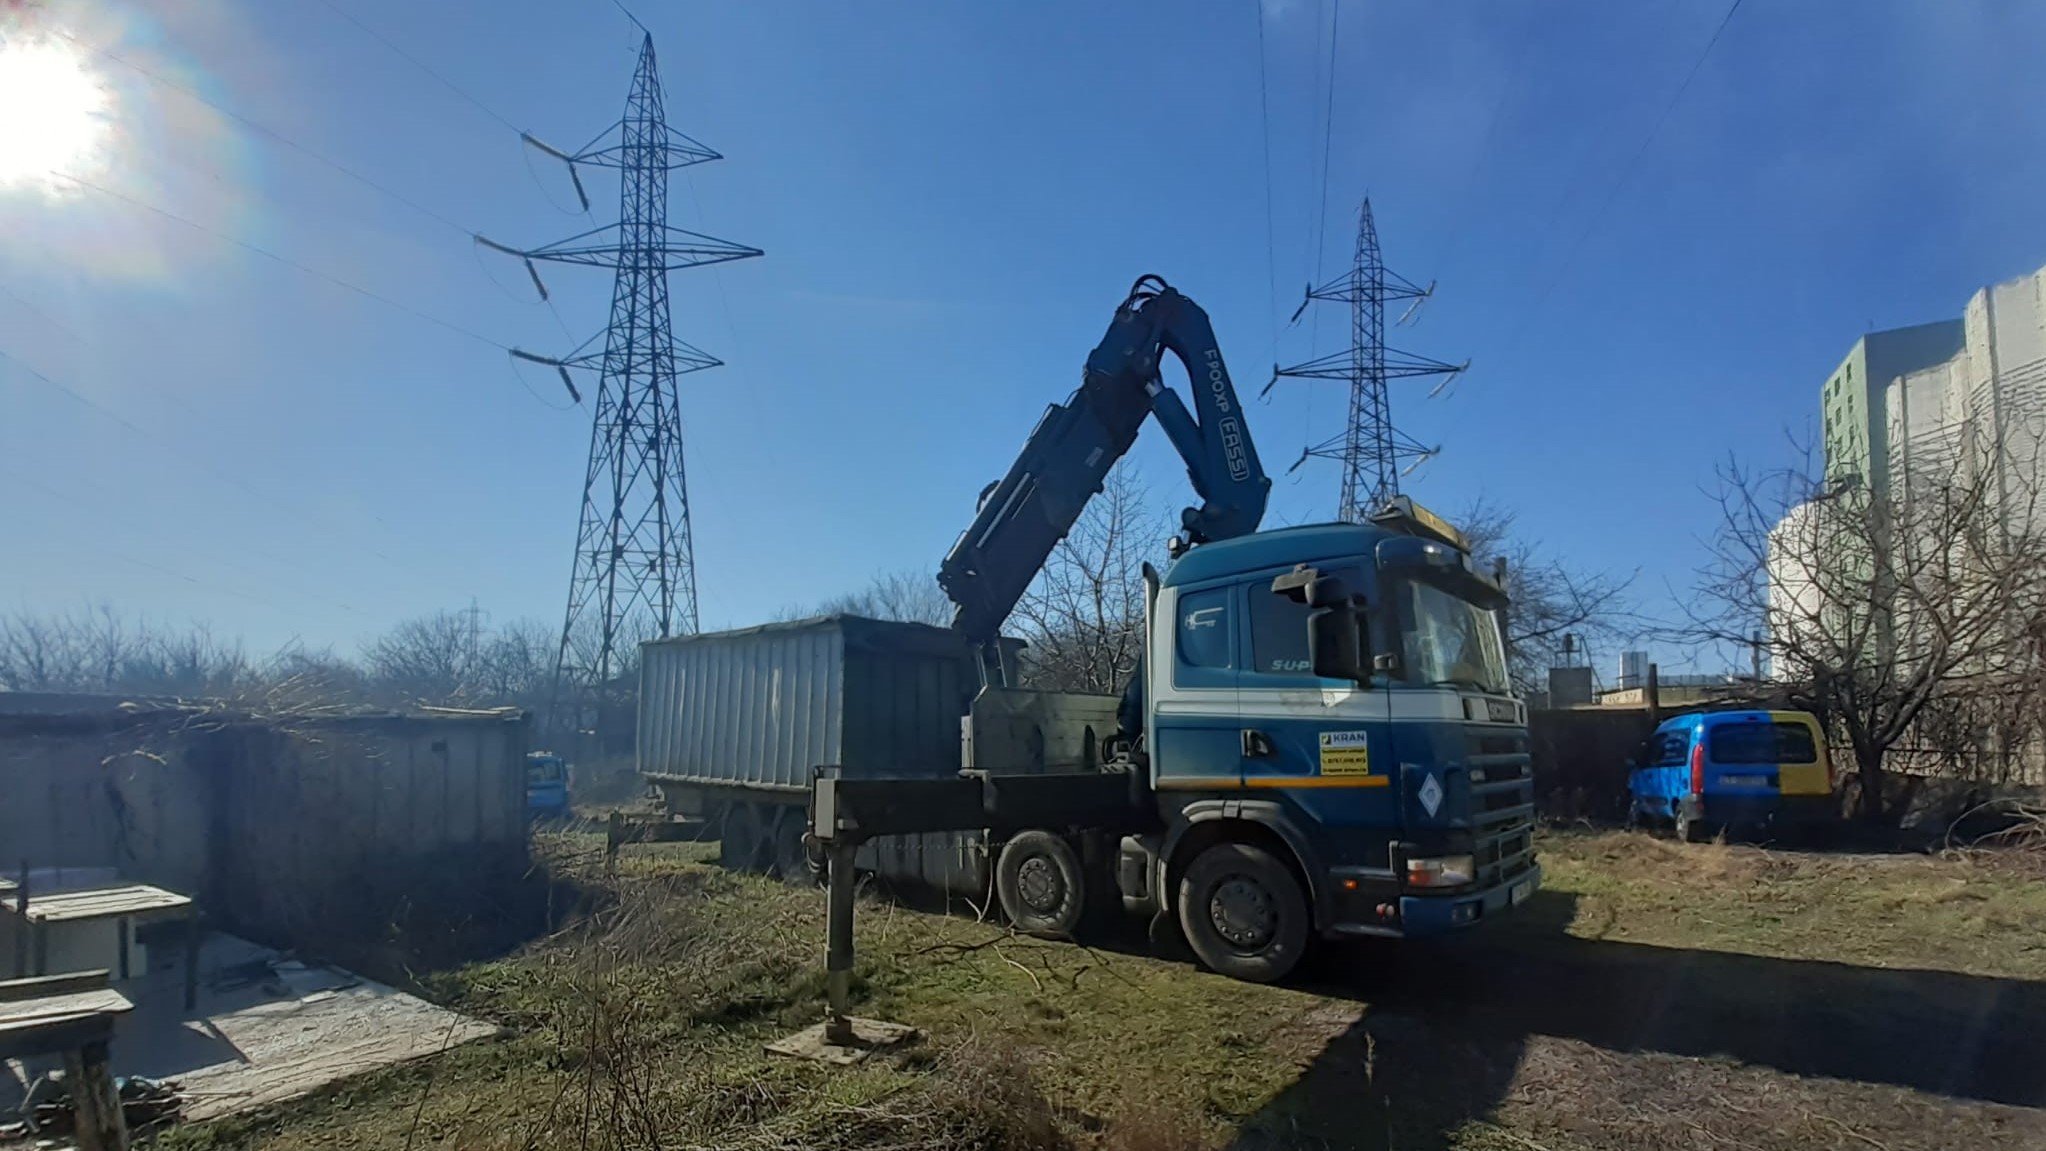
[0, 609, 81, 691]
[362, 610, 479, 704]
[1687, 444, 2046, 822]
[780, 569, 955, 626]
[0, 606, 250, 696]
[826, 569, 954, 626]
[1009, 464, 1170, 694]
[478, 617, 556, 706]
[1458, 498, 1635, 695]
[128, 621, 251, 696]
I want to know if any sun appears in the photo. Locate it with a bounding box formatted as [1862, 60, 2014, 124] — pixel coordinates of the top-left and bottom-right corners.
[0, 34, 113, 193]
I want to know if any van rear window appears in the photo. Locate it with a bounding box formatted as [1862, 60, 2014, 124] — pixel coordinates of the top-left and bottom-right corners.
[1708, 722, 1818, 765]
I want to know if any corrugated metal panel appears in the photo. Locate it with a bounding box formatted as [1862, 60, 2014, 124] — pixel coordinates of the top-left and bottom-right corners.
[639, 616, 975, 791]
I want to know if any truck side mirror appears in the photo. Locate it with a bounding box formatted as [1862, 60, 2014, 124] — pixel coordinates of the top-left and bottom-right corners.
[1274, 566, 1368, 682]
[1306, 604, 1362, 682]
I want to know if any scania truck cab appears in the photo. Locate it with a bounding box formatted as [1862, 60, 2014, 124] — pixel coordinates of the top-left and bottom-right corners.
[1127, 503, 1537, 978]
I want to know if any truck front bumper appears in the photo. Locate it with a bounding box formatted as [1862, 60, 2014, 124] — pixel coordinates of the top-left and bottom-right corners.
[1323, 863, 1542, 938]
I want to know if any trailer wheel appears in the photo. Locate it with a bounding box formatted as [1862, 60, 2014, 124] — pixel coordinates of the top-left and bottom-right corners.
[719, 802, 768, 873]
[1177, 842, 1308, 984]
[995, 831, 1086, 939]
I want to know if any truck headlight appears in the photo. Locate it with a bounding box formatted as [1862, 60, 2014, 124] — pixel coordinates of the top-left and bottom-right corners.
[1405, 854, 1475, 888]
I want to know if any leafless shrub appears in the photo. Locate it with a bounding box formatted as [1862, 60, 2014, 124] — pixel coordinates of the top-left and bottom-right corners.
[1457, 496, 1637, 696]
[1008, 464, 1169, 695]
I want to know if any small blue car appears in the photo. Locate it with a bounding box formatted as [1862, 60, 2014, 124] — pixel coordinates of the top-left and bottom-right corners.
[526, 751, 570, 820]
[1629, 710, 1835, 842]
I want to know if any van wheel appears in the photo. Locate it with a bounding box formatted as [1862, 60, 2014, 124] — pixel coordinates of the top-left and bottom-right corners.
[1677, 810, 1711, 844]
[1177, 842, 1308, 984]
[995, 831, 1086, 938]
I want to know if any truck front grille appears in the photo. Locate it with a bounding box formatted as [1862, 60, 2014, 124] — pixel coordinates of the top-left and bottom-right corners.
[1467, 726, 1535, 890]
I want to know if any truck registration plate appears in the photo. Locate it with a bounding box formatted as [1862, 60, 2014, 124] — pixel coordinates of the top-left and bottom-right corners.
[1509, 879, 1533, 906]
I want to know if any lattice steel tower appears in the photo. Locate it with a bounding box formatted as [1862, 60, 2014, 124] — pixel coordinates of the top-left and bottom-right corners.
[488, 35, 760, 735]
[1268, 199, 1465, 522]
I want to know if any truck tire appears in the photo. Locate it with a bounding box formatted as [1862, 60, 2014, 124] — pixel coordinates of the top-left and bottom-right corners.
[1177, 842, 1308, 984]
[995, 830, 1087, 939]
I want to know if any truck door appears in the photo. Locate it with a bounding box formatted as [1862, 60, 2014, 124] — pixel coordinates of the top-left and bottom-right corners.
[1236, 568, 1396, 871]
[1147, 581, 1244, 792]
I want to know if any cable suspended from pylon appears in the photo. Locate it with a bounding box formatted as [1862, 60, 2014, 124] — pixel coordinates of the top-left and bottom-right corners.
[477, 34, 761, 741]
[1262, 199, 1466, 523]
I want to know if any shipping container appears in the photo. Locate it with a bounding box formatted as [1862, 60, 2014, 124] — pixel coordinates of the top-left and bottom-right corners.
[636, 615, 1119, 897]
[638, 615, 982, 889]
[638, 615, 978, 791]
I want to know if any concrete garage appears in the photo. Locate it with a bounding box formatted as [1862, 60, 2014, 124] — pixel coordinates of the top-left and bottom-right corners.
[0, 695, 530, 1137]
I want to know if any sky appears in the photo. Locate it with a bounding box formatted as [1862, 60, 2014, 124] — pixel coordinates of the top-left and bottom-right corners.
[1, 0, 2043, 676]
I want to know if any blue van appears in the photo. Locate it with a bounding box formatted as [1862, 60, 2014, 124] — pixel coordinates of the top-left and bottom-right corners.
[1628, 710, 1835, 842]
[526, 751, 570, 820]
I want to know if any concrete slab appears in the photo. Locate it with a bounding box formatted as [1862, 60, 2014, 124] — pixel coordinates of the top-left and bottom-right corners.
[3, 933, 500, 1123]
[765, 1018, 919, 1066]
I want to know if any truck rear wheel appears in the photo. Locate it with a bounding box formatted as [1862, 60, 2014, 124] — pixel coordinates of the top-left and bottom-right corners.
[995, 830, 1086, 938]
[1177, 842, 1308, 984]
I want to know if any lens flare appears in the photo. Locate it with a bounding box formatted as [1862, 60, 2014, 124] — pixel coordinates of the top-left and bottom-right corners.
[0, 34, 112, 194]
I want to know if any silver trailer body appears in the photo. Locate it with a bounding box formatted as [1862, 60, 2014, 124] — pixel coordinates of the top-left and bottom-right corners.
[637, 615, 1118, 895]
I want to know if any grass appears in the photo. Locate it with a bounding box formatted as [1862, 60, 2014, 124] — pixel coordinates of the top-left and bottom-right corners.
[158, 826, 2046, 1151]
[1539, 827, 2046, 978]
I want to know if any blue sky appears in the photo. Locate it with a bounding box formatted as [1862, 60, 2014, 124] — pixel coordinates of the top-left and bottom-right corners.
[2, 0, 2043, 673]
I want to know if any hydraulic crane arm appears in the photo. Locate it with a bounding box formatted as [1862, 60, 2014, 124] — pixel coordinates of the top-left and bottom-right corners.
[938, 276, 1270, 670]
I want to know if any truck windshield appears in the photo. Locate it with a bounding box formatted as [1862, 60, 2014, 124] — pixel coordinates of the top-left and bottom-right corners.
[1393, 578, 1509, 695]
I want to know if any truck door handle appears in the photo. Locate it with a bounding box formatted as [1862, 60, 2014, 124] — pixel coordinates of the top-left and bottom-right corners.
[1241, 729, 1275, 758]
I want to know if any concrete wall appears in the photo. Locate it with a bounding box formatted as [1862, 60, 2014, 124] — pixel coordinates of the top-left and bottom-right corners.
[0, 702, 528, 950]
[0, 713, 216, 893]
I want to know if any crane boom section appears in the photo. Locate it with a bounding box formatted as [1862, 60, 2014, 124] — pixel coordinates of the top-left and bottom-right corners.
[938, 278, 1270, 649]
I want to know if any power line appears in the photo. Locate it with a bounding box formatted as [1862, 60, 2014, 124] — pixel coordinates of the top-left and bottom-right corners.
[0, 283, 205, 423]
[63, 31, 477, 240]
[2, 463, 284, 605]
[1254, 0, 1280, 368]
[62, 29, 584, 412]
[305, 0, 524, 135]
[1427, 16, 1539, 280]
[1310, 0, 1343, 286]
[605, 0, 649, 36]
[0, 442, 355, 617]
[0, 343, 407, 585]
[1505, 0, 1746, 350]
[53, 172, 512, 352]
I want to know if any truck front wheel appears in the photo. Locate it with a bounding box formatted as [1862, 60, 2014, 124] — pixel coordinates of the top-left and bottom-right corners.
[1177, 842, 1308, 983]
[995, 830, 1086, 938]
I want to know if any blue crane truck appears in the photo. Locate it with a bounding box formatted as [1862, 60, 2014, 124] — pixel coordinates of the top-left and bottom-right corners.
[804, 276, 1539, 984]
